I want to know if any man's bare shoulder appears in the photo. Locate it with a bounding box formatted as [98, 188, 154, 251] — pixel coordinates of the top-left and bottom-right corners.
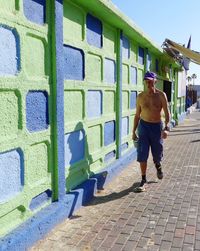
[155, 88, 163, 94]
[156, 89, 167, 98]
[138, 92, 145, 98]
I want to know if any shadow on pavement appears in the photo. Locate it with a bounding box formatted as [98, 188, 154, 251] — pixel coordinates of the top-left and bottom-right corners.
[87, 180, 158, 205]
[169, 130, 200, 136]
[190, 139, 200, 143]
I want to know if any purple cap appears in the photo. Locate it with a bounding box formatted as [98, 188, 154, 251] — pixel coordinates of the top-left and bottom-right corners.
[143, 71, 157, 80]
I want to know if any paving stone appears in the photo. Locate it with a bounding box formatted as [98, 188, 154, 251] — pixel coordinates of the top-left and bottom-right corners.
[185, 225, 196, 235]
[123, 240, 137, 251]
[160, 240, 171, 250]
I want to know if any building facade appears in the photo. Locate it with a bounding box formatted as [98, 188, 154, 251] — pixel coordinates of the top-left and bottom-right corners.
[0, 0, 185, 249]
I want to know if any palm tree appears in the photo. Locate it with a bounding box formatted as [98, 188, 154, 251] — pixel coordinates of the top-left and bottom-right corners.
[191, 73, 197, 86]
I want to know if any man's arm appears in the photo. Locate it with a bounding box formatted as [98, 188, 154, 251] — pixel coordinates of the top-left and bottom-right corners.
[132, 96, 141, 140]
[161, 92, 170, 129]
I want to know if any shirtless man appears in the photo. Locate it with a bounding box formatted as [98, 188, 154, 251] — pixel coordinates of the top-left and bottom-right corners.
[132, 71, 170, 191]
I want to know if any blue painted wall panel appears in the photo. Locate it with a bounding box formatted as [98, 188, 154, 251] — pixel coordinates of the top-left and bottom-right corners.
[156, 59, 159, 72]
[26, 91, 49, 132]
[138, 47, 144, 65]
[121, 142, 129, 152]
[122, 35, 130, 60]
[0, 149, 24, 203]
[0, 26, 20, 76]
[104, 58, 116, 84]
[147, 53, 151, 71]
[87, 90, 102, 118]
[104, 120, 115, 146]
[130, 66, 137, 85]
[65, 129, 85, 166]
[86, 14, 102, 48]
[54, 0, 65, 199]
[104, 150, 116, 162]
[130, 91, 137, 109]
[122, 116, 129, 137]
[29, 189, 52, 211]
[63, 45, 84, 80]
[23, 0, 46, 25]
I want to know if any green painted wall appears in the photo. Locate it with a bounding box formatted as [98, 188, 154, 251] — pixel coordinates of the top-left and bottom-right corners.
[0, 0, 53, 237]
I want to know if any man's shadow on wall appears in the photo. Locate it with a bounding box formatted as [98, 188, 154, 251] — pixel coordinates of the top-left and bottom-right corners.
[65, 122, 108, 214]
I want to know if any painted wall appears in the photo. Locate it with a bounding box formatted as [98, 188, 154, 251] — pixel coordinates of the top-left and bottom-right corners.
[0, 0, 182, 247]
[0, 0, 52, 238]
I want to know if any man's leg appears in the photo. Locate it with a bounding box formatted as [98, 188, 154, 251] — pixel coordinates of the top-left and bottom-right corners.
[140, 161, 147, 176]
[139, 162, 147, 187]
[150, 125, 163, 179]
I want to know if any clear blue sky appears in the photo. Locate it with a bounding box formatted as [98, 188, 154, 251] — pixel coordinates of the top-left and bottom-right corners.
[112, 0, 200, 84]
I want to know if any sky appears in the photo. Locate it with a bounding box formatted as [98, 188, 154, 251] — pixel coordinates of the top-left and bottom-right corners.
[111, 0, 200, 84]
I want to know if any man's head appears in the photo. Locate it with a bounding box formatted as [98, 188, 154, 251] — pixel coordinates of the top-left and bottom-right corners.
[143, 71, 157, 90]
[143, 71, 157, 81]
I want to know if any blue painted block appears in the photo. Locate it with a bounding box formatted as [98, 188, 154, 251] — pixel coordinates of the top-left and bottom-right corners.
[86, 14, 102, 48]
[0, 149, 24, 203]
[63, 45, 84, 80]
[0, 26, 20, 76]
[87, 90, 102, 119]
[104, 120, 115, 146]
[104, 58, 116, 84]
[70, 178, 97, 208]
[104, 150, 116, 162]
[23, 0, 46, 25]
[138, 47, 144, 65]
[121, 142, 129, 152]
[26, 91, 49, 132]
[29, 189, 52, 211]
[65, 129, 85, 166]
[122, 36, 130, 59]
[130, 66, 137, 85]
[130, 91, 137, 109]
[147, 53, 152, 71]
[122, 116, 129, 137]
[156, 59, 159, 72]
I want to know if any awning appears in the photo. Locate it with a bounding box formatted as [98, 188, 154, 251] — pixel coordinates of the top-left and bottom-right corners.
[163, 38, 200, 65]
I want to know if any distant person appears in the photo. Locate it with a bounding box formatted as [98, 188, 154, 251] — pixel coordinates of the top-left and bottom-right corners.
[132, 71, 170, 192]
[186, 96, 192, 109]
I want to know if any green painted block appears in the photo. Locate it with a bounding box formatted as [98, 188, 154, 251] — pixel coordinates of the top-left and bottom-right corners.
[63, 1, 84, 42]
[90, 159, 102, 173]
[138, 68, 143, 85]
[66, 165, 89, 191]
[24, 35, 45, 78]
[122, 91, 129, 111]
[131, 44, 137, 62]
[86, 53, 102, 82]
[122, 63, 129, 84]
[64, 90, 83, 122]
[129, 115, 134, 134]
[0, 206, 25, 237]
[26, 143, 50, 188]
[103, 25, 116, 54]
[0, 0, 15, 13]
[0, 91, 19, 141]
[104, 91, 115, 115]
[87, 125, 101, 153]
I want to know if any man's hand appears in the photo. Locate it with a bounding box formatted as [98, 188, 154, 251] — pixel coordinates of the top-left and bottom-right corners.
[132, 132, 138, 141]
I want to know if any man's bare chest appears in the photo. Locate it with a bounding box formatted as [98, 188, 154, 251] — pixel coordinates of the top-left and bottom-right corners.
[141, 95, 162, 110]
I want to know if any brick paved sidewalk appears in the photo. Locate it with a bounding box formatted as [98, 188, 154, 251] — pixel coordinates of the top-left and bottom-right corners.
[30, 110, 200, 251]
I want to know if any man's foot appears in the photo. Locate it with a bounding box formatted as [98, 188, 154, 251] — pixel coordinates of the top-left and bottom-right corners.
[155, 163, 163, 179]
[134, 179, 147, 192]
